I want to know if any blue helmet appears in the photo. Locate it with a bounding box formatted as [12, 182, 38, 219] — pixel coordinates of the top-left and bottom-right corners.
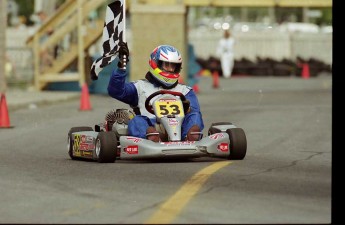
[149, 45, 182, 87]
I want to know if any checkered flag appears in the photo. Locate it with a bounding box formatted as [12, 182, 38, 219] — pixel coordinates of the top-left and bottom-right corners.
[90, 0, 125, 80]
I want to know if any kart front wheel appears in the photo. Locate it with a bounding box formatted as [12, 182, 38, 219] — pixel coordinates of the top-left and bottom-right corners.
[227, 128, 247, 160]
[68, 126, 93, 160]
[208, 122, 233, 135]
[95, 131, 118, 163]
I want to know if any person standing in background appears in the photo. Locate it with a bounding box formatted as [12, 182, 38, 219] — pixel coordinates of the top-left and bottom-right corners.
[216, 29, 235, 78]
[187, 43, 201, 93]
[33, 11, 55, 71]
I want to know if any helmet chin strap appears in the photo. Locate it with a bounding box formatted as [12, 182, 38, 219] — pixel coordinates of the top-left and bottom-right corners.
[145, 72, 178, 89]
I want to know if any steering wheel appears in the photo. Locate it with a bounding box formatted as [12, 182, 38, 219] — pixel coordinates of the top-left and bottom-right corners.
[145, 90, 187, 115]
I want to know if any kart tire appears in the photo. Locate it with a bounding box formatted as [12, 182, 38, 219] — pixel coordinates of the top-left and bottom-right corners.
[95, 131, 117, 163]
[226, 128, 247, 160]
[208, 122, 233, 135]
[68, 126, 93, 160]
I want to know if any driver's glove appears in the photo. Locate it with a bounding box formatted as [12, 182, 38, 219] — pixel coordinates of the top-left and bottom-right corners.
[118, 42, 129, 69]
[182, 99, 191, 114]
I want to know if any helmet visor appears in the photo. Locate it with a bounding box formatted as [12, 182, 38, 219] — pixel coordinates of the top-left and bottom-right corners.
[158, 61, 182, 73]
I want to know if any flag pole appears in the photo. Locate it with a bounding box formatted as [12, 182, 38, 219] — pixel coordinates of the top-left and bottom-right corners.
[122, 0, 127, 69]
[123, 0, 126, 42]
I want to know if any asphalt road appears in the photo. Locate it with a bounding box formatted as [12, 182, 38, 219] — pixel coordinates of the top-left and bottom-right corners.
[0, 76, 332, 224]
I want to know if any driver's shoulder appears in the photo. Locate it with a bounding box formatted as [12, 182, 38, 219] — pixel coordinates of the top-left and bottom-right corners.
[172, 83, 192, 95]
[133, 79, 150, 87]
[134, 79, 158, 94]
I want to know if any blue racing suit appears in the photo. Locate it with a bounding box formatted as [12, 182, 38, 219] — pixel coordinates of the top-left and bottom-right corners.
[107, 68, 204, 139]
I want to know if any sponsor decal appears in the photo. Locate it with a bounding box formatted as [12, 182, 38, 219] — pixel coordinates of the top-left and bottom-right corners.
[80, 143, 89, 151]
[162, 141, 195, 146]
[168, 118, 178, 126]
[159, 98, 177, 102]
[73, 134, 81, 151]
[73, 135, 94, 151]
[155, 99, 184, 118]
[217, 143, 229, 152]
[88, 144, 95, 150]
[85, 136, 94, 143]
[125, 145, 139, 154]
[73, 134, 95, 155]
[126, 137, 142, 143]
[209, 133, 225, 140]
[79, 143, 95, 151]
[81, 151, 93, 158]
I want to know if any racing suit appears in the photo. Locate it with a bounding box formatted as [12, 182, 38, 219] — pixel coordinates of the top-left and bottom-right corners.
[107, 68, 204, 139]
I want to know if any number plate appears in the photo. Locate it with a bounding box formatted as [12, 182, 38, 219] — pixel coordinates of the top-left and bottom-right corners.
[154, 99, 184, 118]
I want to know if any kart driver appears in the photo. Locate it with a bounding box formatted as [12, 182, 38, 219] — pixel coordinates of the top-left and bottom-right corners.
[107, 42, 204, 142]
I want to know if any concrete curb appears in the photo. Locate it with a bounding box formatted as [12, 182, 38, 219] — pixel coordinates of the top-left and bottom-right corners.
[5, 90, 80, 111]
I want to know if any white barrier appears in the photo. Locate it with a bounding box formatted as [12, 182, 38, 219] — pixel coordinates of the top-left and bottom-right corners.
[189, 29, 332, 65]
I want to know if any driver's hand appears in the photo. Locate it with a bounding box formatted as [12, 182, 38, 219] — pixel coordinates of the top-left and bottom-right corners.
[182, 99, 191, 114]
[118, 42, 129, 69]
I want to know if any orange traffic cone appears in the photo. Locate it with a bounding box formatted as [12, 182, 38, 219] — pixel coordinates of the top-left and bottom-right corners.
[79, 83, 92, 111]
[212, 71, 219, 88]
[0, 93, 13, 128]
[301, 63, 310, 79]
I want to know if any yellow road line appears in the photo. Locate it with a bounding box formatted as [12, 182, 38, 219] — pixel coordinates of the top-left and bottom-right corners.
[145, 161, 231, 224]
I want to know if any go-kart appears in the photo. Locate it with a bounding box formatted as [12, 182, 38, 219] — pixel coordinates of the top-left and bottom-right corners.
[67, 90, 247, 163]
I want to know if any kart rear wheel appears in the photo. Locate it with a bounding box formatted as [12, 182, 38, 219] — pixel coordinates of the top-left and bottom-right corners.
[226, 128, 247, 160]
[68, 126, 93, 160]
[95, 131, 117, 163]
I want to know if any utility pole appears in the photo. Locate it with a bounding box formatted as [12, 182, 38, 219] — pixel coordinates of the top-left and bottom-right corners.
[0, 0, 8, 94]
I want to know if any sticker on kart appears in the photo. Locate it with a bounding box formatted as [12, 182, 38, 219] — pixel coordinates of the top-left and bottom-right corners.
[125, 145, 139, 154]
[154, 98, 184, 118]
[73, 134, 94, 157]
[161, 141, 195, 146]
[209, 133, 225, 140]
[217, 143, 229, 152]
